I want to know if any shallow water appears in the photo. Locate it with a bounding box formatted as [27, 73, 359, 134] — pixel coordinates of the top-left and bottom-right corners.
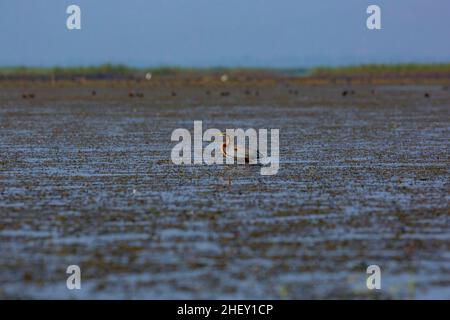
[0, 84, 449, 299]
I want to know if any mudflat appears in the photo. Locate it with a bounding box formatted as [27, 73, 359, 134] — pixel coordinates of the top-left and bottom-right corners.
[0, 81, 449, 298]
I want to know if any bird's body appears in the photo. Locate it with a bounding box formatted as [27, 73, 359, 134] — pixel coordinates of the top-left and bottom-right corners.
[220, 133, 261, 164]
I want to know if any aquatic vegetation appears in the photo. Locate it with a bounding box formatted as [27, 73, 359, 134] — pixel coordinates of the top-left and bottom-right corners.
[0, 82, 448, 299]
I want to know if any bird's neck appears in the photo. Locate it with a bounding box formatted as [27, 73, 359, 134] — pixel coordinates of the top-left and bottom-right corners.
[224, 134, 230, 146]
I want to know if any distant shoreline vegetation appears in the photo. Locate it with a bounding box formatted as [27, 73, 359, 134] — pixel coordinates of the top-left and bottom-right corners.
[312, 63, 450, 76]
[0, 63, 449, 80]
[0, 64, 307, 78]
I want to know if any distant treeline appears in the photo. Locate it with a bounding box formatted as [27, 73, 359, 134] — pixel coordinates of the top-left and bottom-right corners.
[0, 64, 305, 80]
[0, 63, 449, 80]
[312, 63, 450, 76]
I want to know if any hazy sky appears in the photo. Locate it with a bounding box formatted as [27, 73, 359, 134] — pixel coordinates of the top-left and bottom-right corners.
[1, 0, 449, 67]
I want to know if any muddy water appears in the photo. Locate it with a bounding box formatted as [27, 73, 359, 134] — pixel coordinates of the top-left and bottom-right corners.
[0, 84, 449, 299]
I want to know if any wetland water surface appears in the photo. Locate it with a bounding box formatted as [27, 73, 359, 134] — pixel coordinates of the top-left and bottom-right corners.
[0, 84, 449, 298]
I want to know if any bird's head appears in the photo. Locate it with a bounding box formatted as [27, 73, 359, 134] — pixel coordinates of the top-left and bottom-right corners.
[218, 132, 229, 144]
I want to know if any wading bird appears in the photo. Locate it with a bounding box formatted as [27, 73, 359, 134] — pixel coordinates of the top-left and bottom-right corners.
[219, 133, 262, 164]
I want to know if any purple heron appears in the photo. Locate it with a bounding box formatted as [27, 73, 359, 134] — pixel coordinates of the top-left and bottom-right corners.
[219, 133, 262, 164]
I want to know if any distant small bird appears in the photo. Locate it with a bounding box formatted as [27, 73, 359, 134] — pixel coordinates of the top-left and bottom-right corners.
[28, 93, 35, 99]
[424, 92, 430, 98]
[22, 94, 28, 99]
[128, 92, 134, 98]
[91, 90, 96, 96]
[171, 91, 177, 97]
[342, 90, 348, 97]
[221, 91, 230, 97]
[219, 133, 261, 164]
